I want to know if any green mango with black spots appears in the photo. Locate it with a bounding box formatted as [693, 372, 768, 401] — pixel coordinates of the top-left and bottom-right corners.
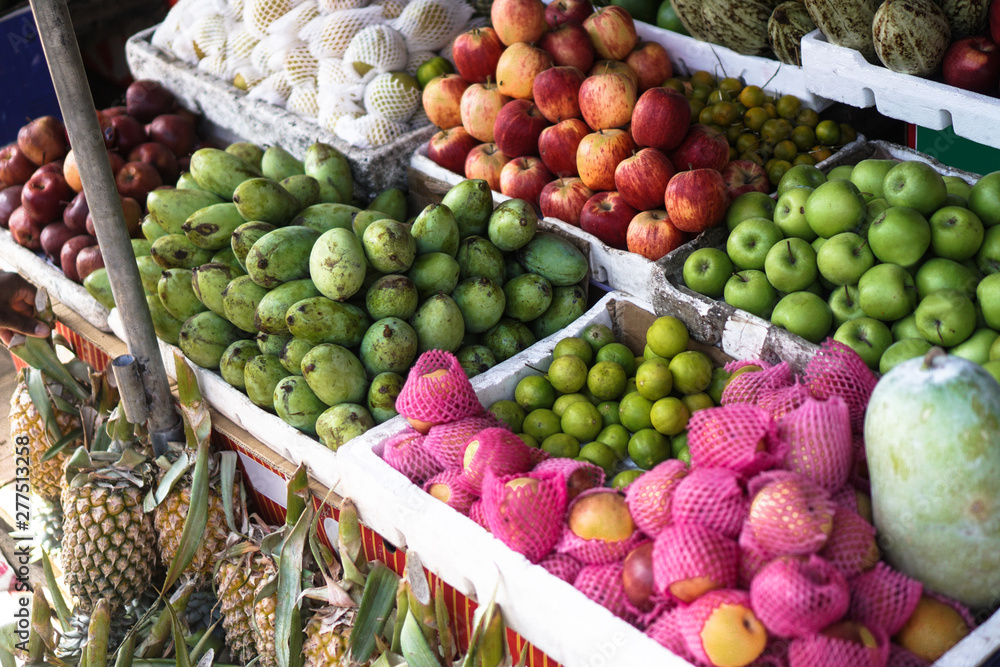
[233, 177, 301, 225]
[231, 221, 276, 269]
[309, 227, 367, 301]
[274, 375, 327, 435]
[146, 188, 224, 235]
[362, 219, 416, 274]
[158, 268, 208, 322]
[316, 403, 374, 450]
[484, 318, 536, 362]
[457, 345, 496, 378]
[142, 216, 167, 242]
[503, 273, 553, 322]
[301, 344, 368, 406]
[147, 293, 184, 345]
[286, 296, 371, 347]
[83, 268, 115, 310]
[368, 188, 407, 222]
[280, 174, 320, 210]
[407, 252, 460, 299]
[517, 232, 588, 286]
[150, 234, 215, 270]
[366, 274, 419, 320]
[261, 145, 304, 181]
[211, 247, 245, 273]
[291, 203, 361, 233]
[189, 148, 262, 200]
[359, 317, 418, 377]
[451, 277, 506, 334]
[351, 209, 389, 240]
[220, 339, 260, 390]
[245, 226, 320, 288]
[225, 143, 265, 170]
[304, 142, 353, 205]
[137, 255, 163, 294]
[367, 371, 404, 424]
[178, 311, 247, 370]
[409, 293, 464, 353]
[441, 179, 492, 239]
[182, 203, 246, 250]
[192, 263, 240, 317]
[411, 203, 459, 256]
[279, 337, 313, 375]
[531, 284, 587, 339]
[255, 279, 321, 334]
[244, 354, 290, 411]
[257, 332, 293, 356]
[222, 275, 270, 333]
[456, 236, 504, 286]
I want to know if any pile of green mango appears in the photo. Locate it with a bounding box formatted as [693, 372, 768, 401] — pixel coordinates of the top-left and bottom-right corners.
[113, 139, 590, 450]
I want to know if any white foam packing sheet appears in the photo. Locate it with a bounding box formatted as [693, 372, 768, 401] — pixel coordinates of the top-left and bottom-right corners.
[801, 29, 1000, 150]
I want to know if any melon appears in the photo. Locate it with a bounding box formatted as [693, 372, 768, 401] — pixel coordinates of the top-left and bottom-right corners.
[864, 349, 1000, 609]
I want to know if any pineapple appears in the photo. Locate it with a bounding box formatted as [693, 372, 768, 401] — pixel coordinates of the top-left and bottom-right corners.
[29, 494, 63, 558]
[303, 606, 364, 665]
[215, 535, 277, 665]
[252, 558, 279, 667]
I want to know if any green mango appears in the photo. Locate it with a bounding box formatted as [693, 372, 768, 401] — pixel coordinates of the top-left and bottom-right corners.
[291, 202, 361, 233]
[136, 255, 163, 294]
[147, 293, 184, 345]
[304, 142, 353, 204]
[83, 268, 115, 310]
[175, 172, 203, 190]
[158, 268, 208, 321]
[456, 345, 496, 378]
[142, 216, 168, 242]
[368, 188, 407, 222]
[222, 275, 271, 333]
[255, 279, 320, 334]
[451, 277, 506, 334]
[150, 234, 215, 270]
[407, 253, 460, 299]
[504, 256, 526, 282]
[442, 178, 493, 238]
[455, 236, 504, 286]
[192, 263, 241, 317]
[503, 273, 554, 322]
[146, 188, 225, 235]
[281, 174, 320, 210]
[274, 375, 326, 435]
[367, 371, 404, 424]
[488, 198, 537, 252]
[411, 203, 460, 256]
[245, 226, 320, 288]
[301, 344, 368, 406]
[363, 219, 416, 274]
[316, 403, 374, 450]
[279, 337, 313, 375]
[189, 148, 262, 200]
[257, 332, 292, 356]
[484, 318, 536, 362]
[531, 284, 587, 340]
[359, 317, 418, 377]
[131, 239, 152, 257]
[309, 227, 367, 301]
[182, 203, 246, 250]
[178, 311, 247, 369]
[211, 247, 245, 273]
[232, 221, 276, 269]
[365, 274, 419, 320]
[244, 354, 291, 411]
[517, 232, 588, 286]
[233, 177, 301, 225]
[409, 293, 464, 353]
[285, 296, 371, 346]
[261, 145, 305, 181]
[220, 339, 260, 389]
[225, 142, 265, 170]
[351, 209, 389, 240]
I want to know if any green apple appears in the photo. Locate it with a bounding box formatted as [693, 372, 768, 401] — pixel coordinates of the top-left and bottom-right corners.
[771, 291, 833, 344]
[858, 263, 918, 322]
[804, 280, 825, 296]
[991, 335, 1000, 360]
[725, 191, 777, 231]
[976, 273, 1000, 330]
[656, 0, 690, 33]
[834, 317, 893, 370]
[850, 159, 898, 202]
[817, 232, 875, 286]
[727, 218, 784, 271]
[891, 313, 922, 341]
[880, 338, 933, 374]
[683, 247, 734, 297]
[860, 197, 890, 237]
[914, 257, 978, 300]
[811, 236, 826, 254]
[827, 165, 855, 181]
[773, 186, 816, 241]
[416, 57, 455, 88]
[764, 238, 818, 293]
[949, 328, 999, 365]
[829, 284, 864, 328]
[914, 288, 977, 346]
[969, 171, 1000, 227]
[866, 206, 931, 268]
[882, 160, 948, 216]
[982, 360, 1000, 384]
[975, 225, 1000, 274]
[804, 179, 867, 239]
[777, 164, 826, 197]
[724, 270, 776, 319]
[944, 193, 968, 208]
[928, 206, 985, 261]
[944, 175, 973, 201]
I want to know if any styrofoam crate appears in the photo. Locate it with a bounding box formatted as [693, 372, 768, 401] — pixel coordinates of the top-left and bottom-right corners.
[801, 29, 1000, 151]
[125, 26, 435, 201]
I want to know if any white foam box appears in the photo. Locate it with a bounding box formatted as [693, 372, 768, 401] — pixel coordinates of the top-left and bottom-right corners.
[800, 29, 1000, 150]
[125, 26, 435, 201]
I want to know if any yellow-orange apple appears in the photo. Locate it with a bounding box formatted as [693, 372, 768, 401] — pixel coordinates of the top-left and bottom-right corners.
[539, 176, 593, 225]
[506, 476, 539, 491]
[422, 74, 469, 129]
[461, 82, 511, 142]
[583, 5, 638, 60]
[822, 620, 880, 647]
[696, 592, 769, 667]
[465, 143, 510, 190]
[578, 70, 636, 130]
[720, 159, 770, 199]
[580, 190, 638, 249]
[664, 168, 729, 234]
[894, 595, 970, 661]
[491, 0, 548, 46]
[746, 474, 836, 556]
[539, 118, 590, 177]
[668, 123, 730, 172]
[614, 146, 676, 211]
[538, 20, 595, 72]
[631, 87, 691, 152]
[627, 210, 685, 260]
[568, 489, 636, 541]
[625, 41, 673, 93]
[576, 128, 635, 191]
[17, 116, 67, 167]
[545, 0, 593, 26]
[493, 99, 549, 158]
[588, 59, 639, 91]
[532, 66, 586, 123]
[427, 126, 480, 174]
[496, 42, 553, 100]
[500, 156, 553, 210]
[452, 27, 506, 84]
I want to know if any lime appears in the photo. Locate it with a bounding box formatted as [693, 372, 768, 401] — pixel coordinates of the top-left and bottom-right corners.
[611, 469, 644, 490]
[547, 355, 588, 394]
[670, 431, 688, 458]
[635, 357, 674, 401]
[650, 397, 690, 436]
[739, 85, 765, 108]
[587, 360, 627, 401]
[518, 432, 539, 448]
[553, 392, 589, 417]
[619, 392, 654, 433]
[623, 377, 638, 396]
[561, 401, 603, 443]
[597, 423, 631, 460]
[553, 336, 594, 365]
[515, 375, 556, 412]
[523, 408, 562, 441]
[776, 94, 801, 120]
[416, 57, 454, 88]
[596, 343, 637, 377]
[597, 400, 621, 427]
[542, 433, 580, 459]
[656, 0, 689, 33]
[581, 323, 615, 353]
[488, 399, 526, 432]
[628, 428, 671, 470]
[815, 119, 841, 145]
[676, 444, 691, 466]
[690, 71, 715, 88]
[669, 350, 714, 395]
[706, 367, 729, 404]
[682, 392, 714, 413]
[613, 0, 658, 24]
[579, 441, 619, 475]
[643, 343, 661, 360]
[646, 316, 689, 358]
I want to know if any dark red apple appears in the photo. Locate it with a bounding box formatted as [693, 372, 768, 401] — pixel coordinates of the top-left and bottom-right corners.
[116, 161, 163, 201]
[452, 27, 506, 84]
[538, 20, 595, 72]
[129, 142, 179, 184]
[622, 542, 655, 612]
[0, 185, 21, 228]
[942, 36, 1000, 95]
[35, 160, 64, 176]
[579, 190, 637, 249]
[614, 147, 676, 211]
[21, 171, 72, 224]
[668, 124, 730, 172]
[664, 168, 730, 233]
[499, 156, 553, 210]
[539, 177, 593, 225]
[721, 159, 771, 198]
[626, 209, 685, 260]
[992, 0, 1000, 45]
[539, 118, 590, 178]
[493, 99, 550, 158]
[61, 235, 98, 282]
[17, 116, 67, 166]
[178, 155, 191, 172]
[631, 87, 691, 152]
[0, 145, 38, 186]
[108, 151, 126, 177]
[63, 191, 89, 233]
[624, 42, 673, 94]
[149, 114, 197, 157]
[465, 143, 510, 191]
[126, 80, 177, 123]
[102, 106, 129, 119]
[532, 66, 585, 124]
[111, 115, 149, 157]
[545, 0, 593, 27]
[75, 245, 105, 282]
[40, 222, 76, 259]
[427, 126, 481, 174]
[96, 111, 116, 149]
[9, 207, 46, 250]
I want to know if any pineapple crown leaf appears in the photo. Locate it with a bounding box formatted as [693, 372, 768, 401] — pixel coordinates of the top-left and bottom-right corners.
[40, 426, 84, 464]
[39, 549, 72, 635]
[145, 451, 193, 512]
[25, 368, 69, 449]
[160, 437, 213, 593]
[275, 501, 315, 667]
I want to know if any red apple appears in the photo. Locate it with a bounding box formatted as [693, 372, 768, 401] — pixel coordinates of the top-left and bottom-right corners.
[580, 190, 637, 249]
[539, 118, 590, 177]
[96, 112, 116, 149]
[9, 207, 46, 250]
[721, 159, 771, 198]
[0, 185, 21, 228]
[626, 209, 685, 260]
[545, 0, 593, 27]
[423, 74, 470, 129]
[17, 116, 67, 166]
[461, 82, 511, 143]
[40, 222, 76, 260]
[75, 245, 105, 282]
[615, 147, 676, 211]
[111, 115, 148, 157]
[588, 60, 639, 91]
[491, 0, 548, 46]
[178, 155, 191, 172]
[624, 41, 673, 93]
[583, 6, 638, 61]
[116, 161, 163, 201]
[622, 542, 656, 612]
[664, 168, 729, 233]
[576, 128, 635, 192]
[452, 27, 506, 84]
[21, 171, 71, 223]
[126, 79, 177, 122]
[121, 197, 142, 237]
[496, 42, 553, 100]
[992, 0, 1000, 45]
[427, 126, 480, 174]
[102, 106, 129, 119]
[538, 20, 595, 72]
[578, 70, 636, 130]
[668, 124, 730, 172]
[539, 177, 593, 225]
[0, 145, 38, 186]
[108, 151, 126, 177]
[149, 114, 197, 157]
[500, 156, 553, 209]
[493, 99, 550, 158]
[63, 191, 89, 233]
[942, 36, 1000, 95]
[533, 66, 586, 123]
[631, 87, 691, 152]
[465, 143, 511, 191]
[60, 235, 97, 282]
[129, 142, 180, 184]
[36, 161, 64, 176]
